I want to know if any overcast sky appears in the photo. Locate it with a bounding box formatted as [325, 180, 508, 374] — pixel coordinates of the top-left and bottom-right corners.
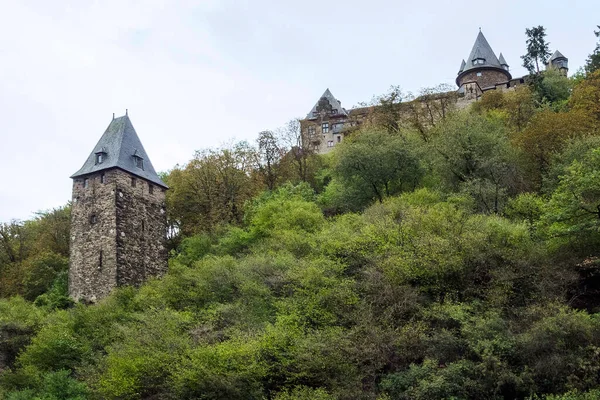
[1, 0, 598, 222]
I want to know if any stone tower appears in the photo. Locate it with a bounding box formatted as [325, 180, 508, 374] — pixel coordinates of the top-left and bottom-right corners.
[547, 50, 569, 76]
[456, 30, 512, 90]
[69, 114, 168, 302]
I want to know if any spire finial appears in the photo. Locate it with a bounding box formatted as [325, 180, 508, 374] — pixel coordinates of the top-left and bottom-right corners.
[479, 27, 481, 32]
[112, 113, 115, 120]
[125, 109, 128, 116]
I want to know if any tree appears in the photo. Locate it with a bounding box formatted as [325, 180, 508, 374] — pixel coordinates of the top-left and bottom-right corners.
[544, 147, 600, 252]
[407, 84, 458, 140]
[279, 119, 314, 183]
[515, 109, 596, 190]
[165, 142, 263, 236]
[570, 69, 600, 123]
[430, 112, 521, 213]
[585, 25, 600, 75]
[257, 130, 283, 190]
[522, 26, 551, 74]
[365, 85, 406, 134]
[331, 128, 422, 205]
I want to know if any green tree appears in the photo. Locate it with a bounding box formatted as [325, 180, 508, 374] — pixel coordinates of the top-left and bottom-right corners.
[330, 128, 422, 206]
[585, 25, 600, 75]
[429, 112, 520, 213]
[165, 142, 263, 236]
[257, 130, 283, 190]
[522, 25, 551, 74]
[543, 147, 600, 252]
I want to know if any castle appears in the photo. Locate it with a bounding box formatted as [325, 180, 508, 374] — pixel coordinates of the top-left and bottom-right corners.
[69, 114, 168, 302]
[69, 31, 569, 301]
[301, 30, 569, 154]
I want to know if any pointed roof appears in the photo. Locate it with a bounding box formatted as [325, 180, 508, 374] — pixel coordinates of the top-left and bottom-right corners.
[462, 31, 502, 72]
[459, 59, 466, 73]
[499, 53, 508, 66]
[550, 50, 567, 61]
[456, 30, 512, 87]
[71, 115, 168, 188]
[306, 88, 348, 119]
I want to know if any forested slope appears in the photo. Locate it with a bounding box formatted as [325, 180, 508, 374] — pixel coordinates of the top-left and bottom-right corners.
[2, 69, 600, 399]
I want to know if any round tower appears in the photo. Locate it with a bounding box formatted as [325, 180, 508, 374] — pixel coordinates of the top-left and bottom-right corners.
[456, 30, 512, 89]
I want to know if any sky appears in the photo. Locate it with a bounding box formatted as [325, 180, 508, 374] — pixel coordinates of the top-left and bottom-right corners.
[0, 0, 598, 222]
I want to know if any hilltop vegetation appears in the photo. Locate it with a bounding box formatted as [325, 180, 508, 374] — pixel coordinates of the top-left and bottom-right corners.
[2, 54, 600, 399]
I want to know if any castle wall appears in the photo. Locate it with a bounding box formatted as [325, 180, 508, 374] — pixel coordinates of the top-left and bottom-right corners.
[69, 169, 167, 302]
[458, 68, 510, 89]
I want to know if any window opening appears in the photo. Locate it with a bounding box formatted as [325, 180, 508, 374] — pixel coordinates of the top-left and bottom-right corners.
[84, 178, 89, 188]
[100, 173, 105, 184]
[131, 177, 137, 187]
[134, 155, 144, 170]
[149, 184, 154, 194]
[90, 214, 97, 224]
[99, 250, 103, 269]
[322, 122, 329, 133]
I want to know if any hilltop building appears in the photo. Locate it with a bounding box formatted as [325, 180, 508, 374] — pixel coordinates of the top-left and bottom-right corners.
[547, 50, 569, 75]
[69, 114, 168, 302]
[301, 30, 569, 154]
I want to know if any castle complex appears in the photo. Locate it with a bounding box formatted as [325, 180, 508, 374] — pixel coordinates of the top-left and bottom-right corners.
[68, 31, 569, 301]
[69, 114, 168, 302]
[301, 30, 569, 154]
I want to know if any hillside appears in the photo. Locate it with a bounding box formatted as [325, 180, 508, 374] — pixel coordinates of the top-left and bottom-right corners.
[1, 67, 600, 399]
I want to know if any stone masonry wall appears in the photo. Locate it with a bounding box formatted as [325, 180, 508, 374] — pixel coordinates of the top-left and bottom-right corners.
[114, 170, 167, 288]
[69, 168, 167, 302]
[458, 68, 511, 89]
[69, 170, 118, 302]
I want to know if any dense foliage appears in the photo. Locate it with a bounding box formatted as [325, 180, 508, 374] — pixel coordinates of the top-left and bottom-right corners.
[2, 44, 600, 400]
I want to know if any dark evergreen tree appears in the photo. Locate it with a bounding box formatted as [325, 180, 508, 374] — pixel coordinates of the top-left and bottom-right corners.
[585, 25, 600, 75]
[521, 25, 551, 74]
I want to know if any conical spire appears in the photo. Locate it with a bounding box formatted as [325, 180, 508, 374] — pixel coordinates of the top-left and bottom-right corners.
[463, 31, 502, 71]
[71, 115, 167, 188]
[459, 59, 466, 73]
[306, 88, 347, 119]
[499, 53, 508, 67]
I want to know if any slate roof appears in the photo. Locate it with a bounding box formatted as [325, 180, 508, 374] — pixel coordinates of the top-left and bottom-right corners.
[550, 50, 567, 61]
[459, 59, 466, 73]
[461, 31, 503, 74]
[499, 53, 508, 66]
[71, 115, 168, 188]
[306, 88, 348, 119]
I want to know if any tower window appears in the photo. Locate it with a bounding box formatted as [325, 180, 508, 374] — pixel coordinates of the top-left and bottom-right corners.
[134, 155, 144, 170]
[131, 177, 137, 187]
[327, 140, 334, 147]
[322, 122, 329, 133]
[477, 72, 482, 77]
[90, 214, 97, 224]
[95, 153, 105, 164]
[84, 178, 89, 188]
[149, 184, 154, 194]
[100, 173, 106, 184]
[308, 126, 316, 135]
[473, 58, 485, 65]
[99, 250, 103, 269]
[337, 135, 341, 143]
